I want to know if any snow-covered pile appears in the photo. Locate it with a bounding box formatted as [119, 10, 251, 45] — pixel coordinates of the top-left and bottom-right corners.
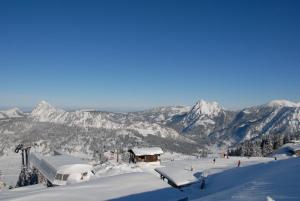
[155, 165, 200, 187]
[94, 163, 142, 178]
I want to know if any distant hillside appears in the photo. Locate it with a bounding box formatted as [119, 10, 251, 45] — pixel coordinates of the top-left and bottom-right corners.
[0, 99, 299, 156]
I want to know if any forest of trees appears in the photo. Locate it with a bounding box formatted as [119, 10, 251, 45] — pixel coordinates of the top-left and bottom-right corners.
[229, 132, 300, 157]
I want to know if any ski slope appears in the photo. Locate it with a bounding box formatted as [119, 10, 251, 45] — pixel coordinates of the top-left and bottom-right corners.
[0, 154, 299, 201]
[190, 157, 300, 201]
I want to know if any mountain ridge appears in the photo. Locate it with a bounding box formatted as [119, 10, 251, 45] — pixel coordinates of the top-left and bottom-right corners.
[0, 99, 299, 154]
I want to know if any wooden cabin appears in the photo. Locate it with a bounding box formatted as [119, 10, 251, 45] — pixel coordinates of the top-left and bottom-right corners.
[128, 147, 163, 163]
[290, 144, 300, 156]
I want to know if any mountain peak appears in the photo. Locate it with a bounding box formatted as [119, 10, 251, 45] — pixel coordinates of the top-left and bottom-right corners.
[193, 100, 222, 116]
[181, 100, 223, 129]
[31, 101, 64, 117]
[38, 100, 52, 106]
[266, 100, 300, 108]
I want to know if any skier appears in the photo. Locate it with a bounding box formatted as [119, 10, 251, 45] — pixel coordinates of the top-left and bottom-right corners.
[213, 158, 216, 164]
[237, 160, 241, 167]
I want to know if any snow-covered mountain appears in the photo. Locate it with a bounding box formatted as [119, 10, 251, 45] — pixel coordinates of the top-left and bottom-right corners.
[0, 107, 26, 119]
[181, 100, 225, 131]
[31, 101, 120, 129]
[0, 99, 300, 155]
[210, 100, 300, 145]
[265, 99, 300, 108]
[167, 100, 235, 139]
[29, 101, 187, 139]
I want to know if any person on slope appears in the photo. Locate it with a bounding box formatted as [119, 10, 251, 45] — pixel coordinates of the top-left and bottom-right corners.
[237, 160, 241, 167]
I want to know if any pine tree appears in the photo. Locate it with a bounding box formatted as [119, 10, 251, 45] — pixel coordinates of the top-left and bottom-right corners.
[284, 134, 291, 144]
[261, 136, 273, 156]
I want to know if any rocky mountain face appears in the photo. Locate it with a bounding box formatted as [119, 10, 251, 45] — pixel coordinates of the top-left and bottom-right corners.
[0, 99, 300, 156]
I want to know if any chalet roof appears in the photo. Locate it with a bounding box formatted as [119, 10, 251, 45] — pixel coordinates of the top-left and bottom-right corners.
[129, 147, 163, 156]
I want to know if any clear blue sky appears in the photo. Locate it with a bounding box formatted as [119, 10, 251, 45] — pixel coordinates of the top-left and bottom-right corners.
[0, 0, 300, 111]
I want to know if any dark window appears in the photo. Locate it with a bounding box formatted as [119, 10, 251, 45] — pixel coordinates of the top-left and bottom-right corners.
[55, 174, 63, 180]
[62, 174, 69, 181]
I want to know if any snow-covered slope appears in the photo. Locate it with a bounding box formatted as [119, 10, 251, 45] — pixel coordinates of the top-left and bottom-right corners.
[0, 107, 25, 119]
[132, 105, 190, 123]
[1, 99, 300, 154]
[168, 100, 234, 138]
[0, 172, 187, 201]
[1, 153, 298, 201]
[30, 101, 188, 139]
[210, 100, 300, 144]
[265, 99, 300, 108]
[31, 101, 66, 122]
[193, 157, 300, 201]
[183, 100, 222, 126]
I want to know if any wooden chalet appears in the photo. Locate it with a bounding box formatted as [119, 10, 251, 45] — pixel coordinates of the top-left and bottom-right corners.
[128, 147, 163, 163]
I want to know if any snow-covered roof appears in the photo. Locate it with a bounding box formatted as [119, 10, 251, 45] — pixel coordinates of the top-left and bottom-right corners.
[43, 155, 87, 168]
[129, 147, 163, 156]
[0, 172, 187, 201]
[288, 143, 300, 152]
[29, 153, 92, 183]
[155, 166, 200, 187]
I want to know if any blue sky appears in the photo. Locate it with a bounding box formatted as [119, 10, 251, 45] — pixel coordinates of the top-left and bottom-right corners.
[0, 0, 300, 111]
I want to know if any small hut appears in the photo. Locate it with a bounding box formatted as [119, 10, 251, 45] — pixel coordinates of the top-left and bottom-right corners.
[128, 147, 163, 163]
[288, 143, 300, 156]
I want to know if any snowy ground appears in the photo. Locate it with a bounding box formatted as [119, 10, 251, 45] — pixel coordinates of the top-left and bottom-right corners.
[0, 152, 299, 201]
[191, 157, 300, 201]
[0, 156, 21, 188]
